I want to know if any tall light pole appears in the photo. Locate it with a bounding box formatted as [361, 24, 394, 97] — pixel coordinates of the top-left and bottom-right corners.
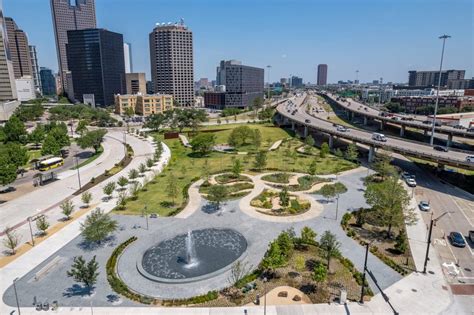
[430, 34, 451, 146]
[263, 277, 267, 315]
[266, 65, 272, 101]
[423, 211, 451, 273]
[74, 154, 82, 190]
[13, 277, 21, 315]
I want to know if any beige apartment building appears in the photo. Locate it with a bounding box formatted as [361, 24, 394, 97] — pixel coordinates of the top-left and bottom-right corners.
[115, 94, 173, 116]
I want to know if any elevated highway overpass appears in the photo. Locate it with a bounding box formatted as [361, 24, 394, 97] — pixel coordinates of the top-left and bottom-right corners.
[276, 94, 474, 171]
[317, 92, 474, 146]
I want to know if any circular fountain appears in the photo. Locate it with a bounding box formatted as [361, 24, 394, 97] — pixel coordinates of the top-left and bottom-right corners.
[137, 228, 247, 283]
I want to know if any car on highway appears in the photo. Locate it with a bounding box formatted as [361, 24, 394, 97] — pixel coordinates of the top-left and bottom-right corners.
[372, 133, 387, 142]
[467, 128, 474, 133]
[305, 119, 311, 123]
[418, 201, 430, 211]
[453, 124, 466, 129]
[466, 156, 474, 163]
[405, 177, 417, 187]
[469, 230, 474, 243]
[391, 116, 401, 121]
[422, 120, 432, 125]
[336, 126, 349, 132]
[448, 232, 466, 248]
[433, 145, 448, 152]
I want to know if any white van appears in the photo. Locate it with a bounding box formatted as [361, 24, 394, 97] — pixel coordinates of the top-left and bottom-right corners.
[372, 133, 387, 142]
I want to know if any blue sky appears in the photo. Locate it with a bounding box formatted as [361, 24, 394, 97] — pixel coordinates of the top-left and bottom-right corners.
[4, 0, 473, 83]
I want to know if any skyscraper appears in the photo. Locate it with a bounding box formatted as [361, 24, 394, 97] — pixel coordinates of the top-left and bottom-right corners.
[4, 17, 32, 79]
[317, 64, 328, 86]
[29, 45, 42, 94]
[149, 21, 194, 107]
[408, 70, 465, 87]
[125, 73, 146, 94]
[123, 42, 132, 73]
[50, 0, 97, 94]
[0, 6, 16, 101]
[66, 28, 125, 106]
[39, 67, 56, 96]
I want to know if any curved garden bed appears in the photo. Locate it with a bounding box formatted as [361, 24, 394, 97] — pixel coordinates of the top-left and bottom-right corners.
[251, 189, 310, 216]
[269, 175, 330, 192]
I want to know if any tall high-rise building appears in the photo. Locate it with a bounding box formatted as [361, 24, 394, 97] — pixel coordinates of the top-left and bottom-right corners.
[123, 42, 132, 73]
[205, 60, 264, 109]
[149, 21, 194, 107]
[29, 45, 42, 94]
[125, 73, 146, 94]
[4, 17, 32, 79]
[39, 67, 56, 96]
[290, 76, 303, 88]
[408, 70, 465, 87]
[66, 28, 125, 106]
[0, 6, 16, 101]
[50, 0, 97, 94]
[317, 64, 328, 86]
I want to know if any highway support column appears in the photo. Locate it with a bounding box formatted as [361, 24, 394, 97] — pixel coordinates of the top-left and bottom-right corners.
[329, 134, 334, 149]
[447, 133, 453, 147]
[400, 125, 406, 137]
[304, 125, 308, 138]
[363, 116, 368, 125]
[368, 145, 375, 163]
[291, 121, 295, 131]
[379, 120, 384, 131]
[424, 129, 428, 136]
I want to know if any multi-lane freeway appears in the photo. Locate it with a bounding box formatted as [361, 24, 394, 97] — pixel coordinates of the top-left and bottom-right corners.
[276, 94, 474, 170]
[322, 92, 474, 139]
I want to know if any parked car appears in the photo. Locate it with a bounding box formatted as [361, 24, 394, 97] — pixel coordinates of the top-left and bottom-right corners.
[469, 230, 474, 243]
[401, 171, 411, 180]
[448, 232, 466, 248]
[372, 133, 387, 142]
[466, 156, 474, 163]
[405, 178, 417, 187]
[418, 201, 430, 211]
[337, 126, 349, 132]
[433, 145, 448, 152]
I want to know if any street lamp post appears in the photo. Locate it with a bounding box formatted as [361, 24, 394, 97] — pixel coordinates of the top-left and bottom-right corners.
[423, 211, 451, 274]
[142, 205, 149, 230]
[13, 277, 21, 315]
[74, 154, 82, 190]
[359, 242, 370, 304]
[263, 277, 268, 315]
[266, 65, 272, 101]
[430, 34, 451, 146]
[27, 217, 35, 246]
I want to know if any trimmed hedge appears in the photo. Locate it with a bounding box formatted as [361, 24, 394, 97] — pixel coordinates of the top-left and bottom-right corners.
[162, 291, 218, 306]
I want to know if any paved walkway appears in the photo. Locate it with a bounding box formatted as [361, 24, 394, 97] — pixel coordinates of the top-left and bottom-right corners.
[268, 139, 283, 151]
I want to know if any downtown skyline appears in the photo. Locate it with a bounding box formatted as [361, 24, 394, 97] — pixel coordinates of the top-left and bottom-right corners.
[3, 0, 473, 84]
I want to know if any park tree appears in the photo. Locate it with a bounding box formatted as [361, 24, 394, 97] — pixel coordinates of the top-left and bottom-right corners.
[81, 191, 92, 207]
[49, 125, 71, 147]
[2, 227, 21, 255]
[0, 153, 17, 186]
[334, 148, 343, 158]
[252, 96, 264, 117]
[279, 186, 290, 207]
[166, 173, 178, 204]
[1, 143, 29, 168]
[130, 182, 141, 200]
[67, 255, 99, 295]
[320, 142, 330, 158]
[344, 143, 359, 162]
[228, 126, 253, 147]
[372, 154, 397, 180]
[364, 177, 414, 238]
[29, 124, 45, 146]
[312, 261, 328, 283]
[395, 230, 408, 254]
[144, 113, 166, 132]
[146, 158, 154, 169]
[261, 241, 285, 271]
[231, 158, 242, 178]
[60, 200, 75, 220]
[300, 226, 317, 245]
[76, 120, 89, 135]
[253, 150, 267, 170]
[228, 260, 253, 286]
[304, 135, 315, 153]
[128, 168, 139, 181]
[103, 182, 116, 200]
[77, 129, 107, 154]
[319, 230, 341, 272]
[41, 134, 61, 155]
[252, 129, 262, 148]
[201, 159, 211, 183]
[117, 176, 129, 190]
[190, 133, 216, 156]
[35, 215, 50, 236]
[116, 191, 128, 210]
[308, 159, 317, 175]
[319, 184, 337, 202]
[138, 163, 147, 174]
[80, 208, 118, 243]
[208, 184, 228, 209]
[3, 115, 26, 143]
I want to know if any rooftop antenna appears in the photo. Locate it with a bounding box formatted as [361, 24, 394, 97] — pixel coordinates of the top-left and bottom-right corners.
[180, 18, 185, 26]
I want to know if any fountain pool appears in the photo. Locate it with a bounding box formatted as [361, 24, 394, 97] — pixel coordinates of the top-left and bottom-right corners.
[138, 228, 247, 283]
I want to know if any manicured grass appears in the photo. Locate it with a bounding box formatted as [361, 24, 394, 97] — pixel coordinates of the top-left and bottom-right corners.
[71, 146, 104, 170]
[261, 173, 291, 184]
[117, 123, 356, 216]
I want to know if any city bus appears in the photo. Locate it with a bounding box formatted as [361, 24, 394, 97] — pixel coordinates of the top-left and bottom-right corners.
[38, 157, 64, 171]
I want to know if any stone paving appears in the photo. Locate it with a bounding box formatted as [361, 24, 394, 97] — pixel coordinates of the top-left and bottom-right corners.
[2, 168, 403, 308]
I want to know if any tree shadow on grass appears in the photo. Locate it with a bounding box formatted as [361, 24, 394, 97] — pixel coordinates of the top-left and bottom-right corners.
[77, 235, 116, 252]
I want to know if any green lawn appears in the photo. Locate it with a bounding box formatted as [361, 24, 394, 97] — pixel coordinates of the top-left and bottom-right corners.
[116, 123, 356, 216]
[71, 146, 104, 170]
